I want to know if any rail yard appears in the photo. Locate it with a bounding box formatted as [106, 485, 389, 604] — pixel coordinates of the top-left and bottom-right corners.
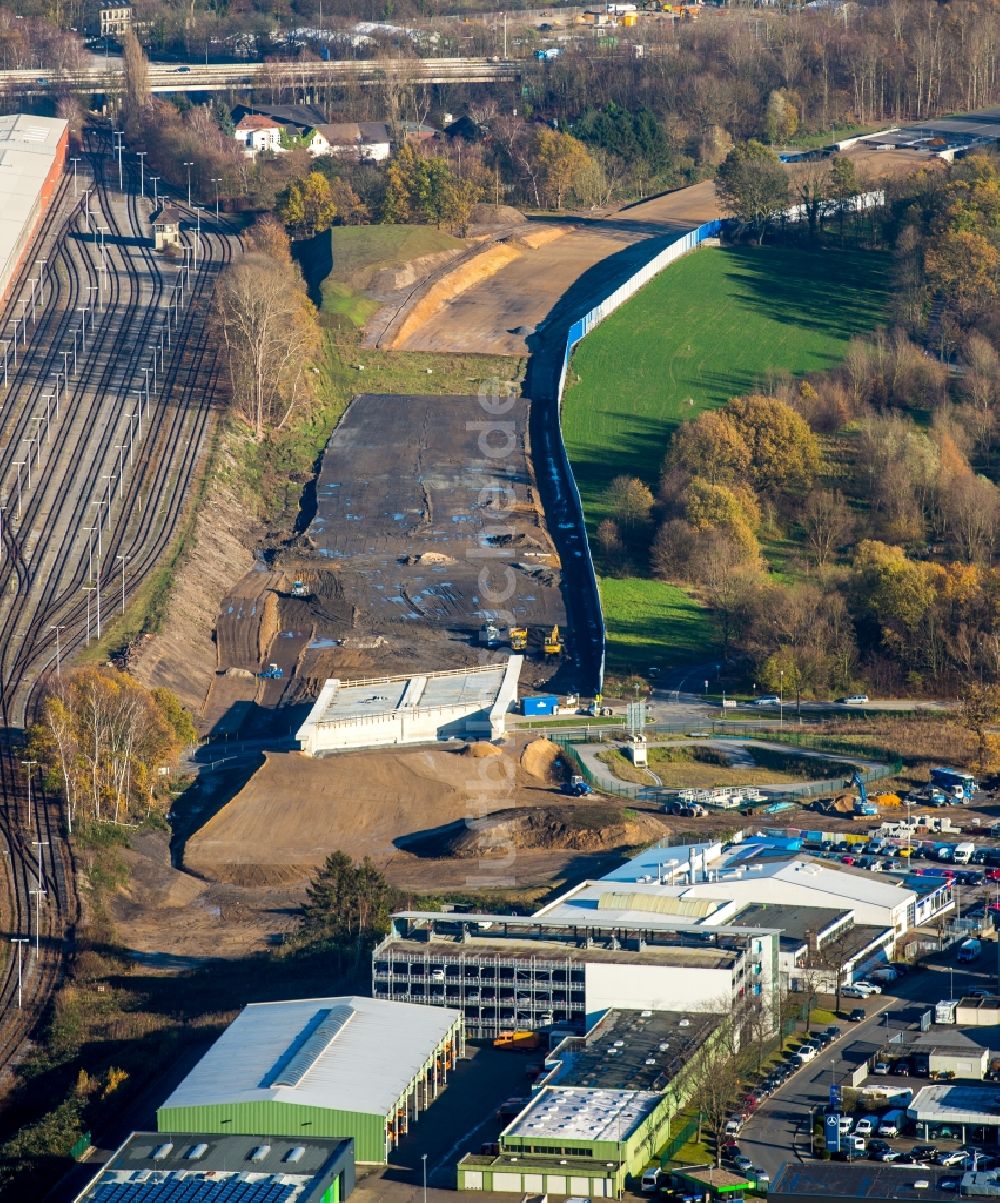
[0, 125, 238, 1082]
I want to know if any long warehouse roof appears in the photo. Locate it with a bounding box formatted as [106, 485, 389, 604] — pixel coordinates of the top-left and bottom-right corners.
[0, 114, 65, 285]
[159, 995, 461, 1118]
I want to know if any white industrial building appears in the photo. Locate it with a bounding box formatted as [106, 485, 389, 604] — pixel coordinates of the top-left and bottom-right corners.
[549, 837, 947, 937]
[296, 660, 521, 755]
[0, 115, 67, 305]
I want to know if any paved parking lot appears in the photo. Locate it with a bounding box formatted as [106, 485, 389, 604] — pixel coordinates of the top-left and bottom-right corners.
[738, 956, 1000, 1179]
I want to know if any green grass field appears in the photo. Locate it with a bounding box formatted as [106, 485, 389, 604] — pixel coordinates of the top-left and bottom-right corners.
[566, 245, 890, 673]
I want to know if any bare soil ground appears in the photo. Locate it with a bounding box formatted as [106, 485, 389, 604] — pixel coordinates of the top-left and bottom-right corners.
[201, 392, 569, 736]
[182, 737, 670, 893]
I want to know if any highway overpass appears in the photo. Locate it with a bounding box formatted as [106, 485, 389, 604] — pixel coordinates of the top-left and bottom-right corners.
[0, 56, 525, 95]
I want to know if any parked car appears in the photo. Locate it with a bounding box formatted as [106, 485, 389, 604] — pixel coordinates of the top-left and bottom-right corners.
[937, 1151, 970, 1168]
[876, 1149, 903, 1162]
[855, 980, 882, 994]
[868, 1140, 891, 1157]
[725, 1118, 742, 1136]
[849, 1008, 866, 1022]
[839, 694, 870, 704]
[641, 1167, 662, 1193]
[911, 1145, 938, 1162]
[796, 1045, 818, 1064]
[877, 1111, 905, 1137]
[838, 1116, 854, 1134]
[873, 1062, 891, 1075]
[842, 984, 872, 998]
[753, 695, 781, 706]
[826, 1025, 843, 1041]
[854, 1117, 877, 1137]
[894, 1060, 911, 1076]
[733, 1156, 755, 1173]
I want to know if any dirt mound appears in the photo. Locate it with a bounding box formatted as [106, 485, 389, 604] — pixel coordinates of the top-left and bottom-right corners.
[457, 742, 503, 759]
[410, 803, 661, 858]
[469, 203, 525, 227]
[183, 744, 572, 892]
[520, 738, 563, 783]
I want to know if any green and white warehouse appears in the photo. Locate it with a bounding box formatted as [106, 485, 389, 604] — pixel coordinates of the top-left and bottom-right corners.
[459, 1008, 721, 1197]
[157, 995, 463, 1164]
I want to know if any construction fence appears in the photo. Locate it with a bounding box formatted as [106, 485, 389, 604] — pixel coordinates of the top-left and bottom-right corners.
[552, 219, 725, 693]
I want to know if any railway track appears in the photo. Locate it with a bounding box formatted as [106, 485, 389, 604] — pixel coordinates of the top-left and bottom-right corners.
[0, 128, 239, 1088]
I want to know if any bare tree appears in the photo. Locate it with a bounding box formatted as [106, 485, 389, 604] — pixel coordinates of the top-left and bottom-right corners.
[213, 253, 322, 441]
[802, 489, 853, 567]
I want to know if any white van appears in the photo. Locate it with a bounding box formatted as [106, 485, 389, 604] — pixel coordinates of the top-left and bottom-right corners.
[954, 842, 976, 865]
[878, 1110, 905, 1137]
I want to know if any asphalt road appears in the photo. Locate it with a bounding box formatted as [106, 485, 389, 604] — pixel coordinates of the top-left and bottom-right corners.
[740, 956, 1000, 1179]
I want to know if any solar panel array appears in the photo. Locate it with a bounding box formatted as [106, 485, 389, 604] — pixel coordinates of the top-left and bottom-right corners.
[91, 1177, 297, 1203]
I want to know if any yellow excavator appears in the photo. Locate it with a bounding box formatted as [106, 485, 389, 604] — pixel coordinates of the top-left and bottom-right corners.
[543, 625, 562, 657]
[509, 627, 528, 652]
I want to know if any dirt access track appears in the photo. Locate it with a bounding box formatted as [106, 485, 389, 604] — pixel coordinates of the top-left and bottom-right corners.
[390, 147, 932, 359]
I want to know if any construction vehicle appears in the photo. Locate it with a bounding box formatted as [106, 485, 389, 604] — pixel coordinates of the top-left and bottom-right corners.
[493, 1030, 541, 1051]
[851, 769, 878, 818]
[259, 662, 284, 680]
[290, 579, 310, 598]
[479, 622, 501, 648]
[543, 625, 562, 657]
[509, 626, 528, 652]
[930, 767, 978, 801]
[560, 774, 593, 797]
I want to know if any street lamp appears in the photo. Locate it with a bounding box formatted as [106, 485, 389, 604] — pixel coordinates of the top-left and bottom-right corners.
[10, 937, 28, 1008]
[83, 186, 91, 234]
[151, 175, 159, 206]
[137, 150, 147, 198]
[211, 176, 220, 218]
[422, 1153, 427, 1203]
[12, 460, 25, 518]
[101, 474, 115, 528]
[115, 445, 124, 499]
[117, 552, 127, 614]
[779, 668, 784, 729]
[69, 156, 80, 195]
[21, 759, 37, 831]
[31, 886, 46, 956]
[183, 160, 193, 205]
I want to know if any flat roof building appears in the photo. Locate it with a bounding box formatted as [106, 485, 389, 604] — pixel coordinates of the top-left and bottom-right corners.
[0, 115, 67, 306]
[772, 1163, 957, 1203]
[157, 996, 463, 1163]
[908, 1084, 1000, 1143]
[296, 661, 521, 755]
[72, 1131, 355, 1203]
[459, 1009, 721, 1198]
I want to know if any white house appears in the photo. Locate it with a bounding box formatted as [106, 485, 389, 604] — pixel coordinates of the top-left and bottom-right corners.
[306, 121, 392, 162]
[234, 114, 284, 157]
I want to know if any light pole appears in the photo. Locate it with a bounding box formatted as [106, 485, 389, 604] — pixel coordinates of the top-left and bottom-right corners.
[34, 840, 48, 884]
[779, 668, 784, 729]
[114, 129, 123, 190]
[90, 503, 104, 559]
[42, 392, 54, 441]
[211, 177, 220, 218]
[51, 374, 61, 418]
[83, 525, 96, 580]
[83, 186, 91, 234]
[137, 150, 147, 198]
[31, 886, 46, 956]
[18, 298, 26, 344]
[8, 318, 18, 364]
[184, 160, 193, 206]
[87, 282, 98, 316]
[143, 365, 151, 409]
[12, 461, 24, 518]
[422, 1153, 427, 1203]
[10, 937, 27, 1008]
[2, 339, 8, 388]
[28, 276, 36, 321]
[101, 474, 115, 528]
[21, 442, 32, 488]
[61, 349, 70, 388]
[194, 205, 202, 267]
[84, 584, 95, 645]
[22, 759, 37, 831]
[115, 445, 124, 498]
[135, 388, 145, 425]
[151, 175, 159, 206]
[69, 156, 80, 195]
[49, 625, 63, 678]
[77, 306, 90, 347]
[127, 412, 136, 465]
[117, 552, 127, 614]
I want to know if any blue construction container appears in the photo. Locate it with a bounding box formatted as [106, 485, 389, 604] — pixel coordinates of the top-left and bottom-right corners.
[522, 695, 559, 716]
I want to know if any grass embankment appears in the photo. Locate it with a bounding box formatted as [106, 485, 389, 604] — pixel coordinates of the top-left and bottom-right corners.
[563, 245, 891, 672]
[298, 225, 467, 329]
